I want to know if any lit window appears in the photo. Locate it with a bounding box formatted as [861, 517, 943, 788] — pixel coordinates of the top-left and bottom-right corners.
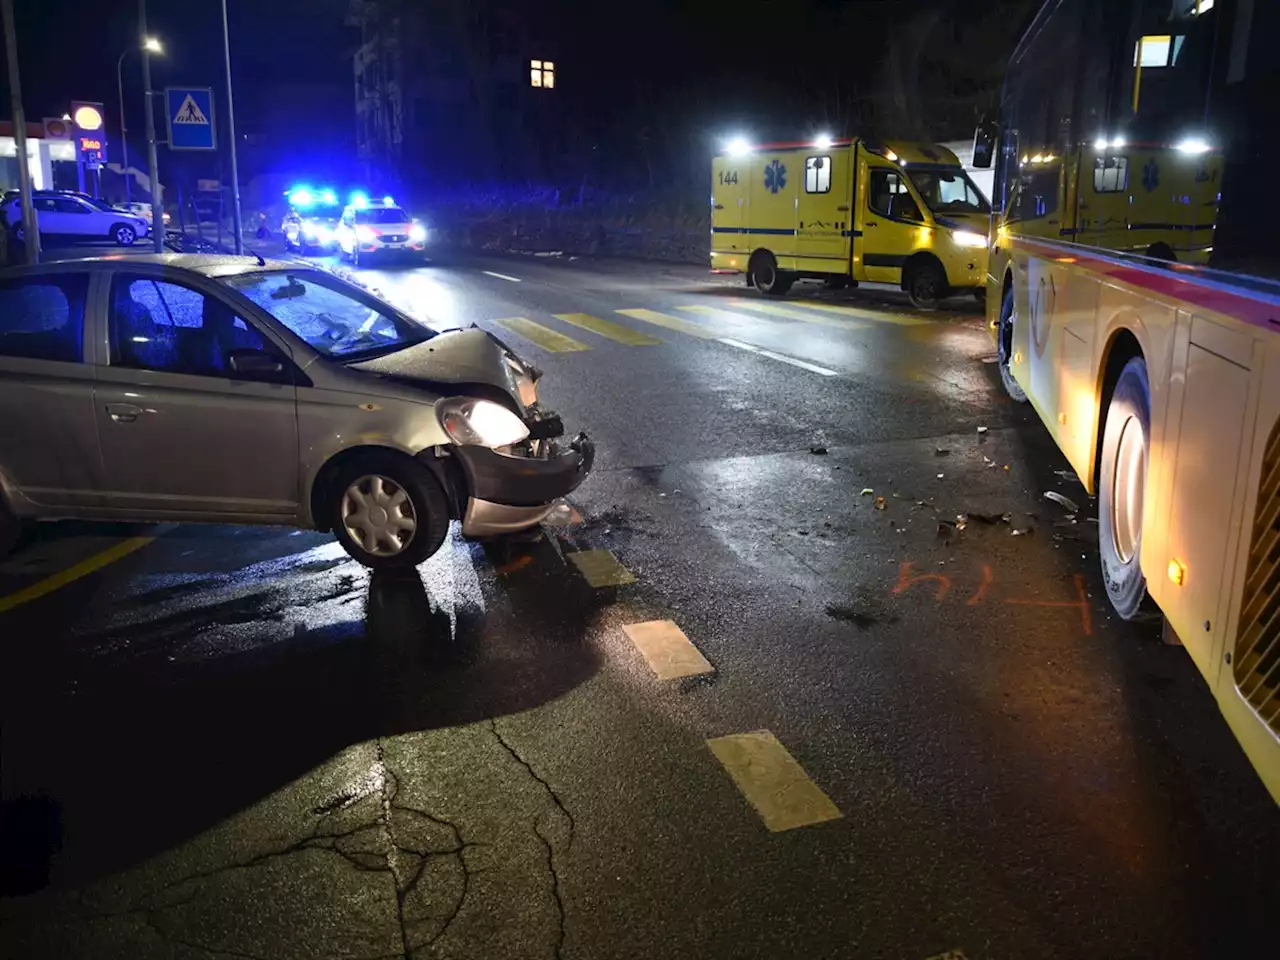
[1134, 34, 1172, 67]
[1195, 0, 1214, 14]
[1093, 155, 1129, 193]
[804, 155, 831, 194]
[530, 59, 555, 89]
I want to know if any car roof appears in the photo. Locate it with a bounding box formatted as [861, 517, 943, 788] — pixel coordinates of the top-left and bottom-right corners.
[0, 252, 302, 281]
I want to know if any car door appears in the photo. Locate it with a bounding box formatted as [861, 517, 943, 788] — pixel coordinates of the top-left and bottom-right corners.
[54, 197, 100, 237]
[30, 197, 64, 236]
[858, 164, 927, 285]
[94, 271, 302, 520]
[0, 271, 106, 510]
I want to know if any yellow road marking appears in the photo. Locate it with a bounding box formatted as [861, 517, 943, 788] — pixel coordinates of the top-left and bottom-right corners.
[787, 299, 929, 326]
[490, 317, 590, 353]
[707, 730, 842, 832]
[554, 312, 663, 346]
[728, 299, 868, 331]
[568, 549, 636, 587]
[622, 620, 713, 680]
[0, 536, 154, 614]
[616, 308, 716, 340]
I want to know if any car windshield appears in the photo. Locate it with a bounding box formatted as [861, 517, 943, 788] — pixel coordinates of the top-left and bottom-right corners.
[905, 167, 991, 214]
[355, 207, 409, 224]
[222, 270, 432, 360]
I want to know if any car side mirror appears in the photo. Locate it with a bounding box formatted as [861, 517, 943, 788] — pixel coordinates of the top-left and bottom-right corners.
[229, 348, 285, 376]
[972, 119, 997, 170]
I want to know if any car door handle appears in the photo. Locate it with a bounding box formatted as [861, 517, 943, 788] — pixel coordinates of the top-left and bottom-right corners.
[865, 221, 878, 228]
[105, 402, 143, 423]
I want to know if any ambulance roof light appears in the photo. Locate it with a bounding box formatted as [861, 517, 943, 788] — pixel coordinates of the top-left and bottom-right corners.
[814, 133, 833, 149]
[725, 136, 751, 157]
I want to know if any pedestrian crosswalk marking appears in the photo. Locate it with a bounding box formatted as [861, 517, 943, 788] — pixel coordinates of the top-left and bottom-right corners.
[554, 312, 663, 346]
[568, 549, 636, 587]
[707, 730, 842, 832]
[489, 317, 589, 353]
[622, 620, 713, 679]
[616, 308, 716, 340]
[728, 300, 869, 330]
[785, 299, 929, 326]
[676, 304, 791, 328]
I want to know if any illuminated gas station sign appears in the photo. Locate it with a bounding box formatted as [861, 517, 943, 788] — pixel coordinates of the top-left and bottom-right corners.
[70, 100, 107, 170]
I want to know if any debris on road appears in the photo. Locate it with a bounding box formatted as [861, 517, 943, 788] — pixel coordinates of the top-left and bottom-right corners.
[970, 512, 1012, 525]
[861, 488, 874, 496]
[977, 425, 989, 435]
[1044, 491, 1080, 514]
[1011, 526, 1034, 537]
[937, 473, 945, 480]
[810, 445, 828, 455]
[874, 496, 887, 511]
[983, 456, 997, 467]
[955, 514, 968, 532]
[935, 447, 950, 456]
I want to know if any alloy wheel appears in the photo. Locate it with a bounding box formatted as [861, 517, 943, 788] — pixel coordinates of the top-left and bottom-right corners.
[341, 474, 418, 557]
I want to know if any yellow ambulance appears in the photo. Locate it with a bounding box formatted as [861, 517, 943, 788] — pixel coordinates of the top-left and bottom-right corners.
[711, 137, 991, 308]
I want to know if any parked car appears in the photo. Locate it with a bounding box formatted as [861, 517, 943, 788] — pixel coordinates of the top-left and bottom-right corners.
[0, 254, 593, 567]
[114, 200, 172, 226]
[2, 192, 149, 246]
[335, 199, 428, 264]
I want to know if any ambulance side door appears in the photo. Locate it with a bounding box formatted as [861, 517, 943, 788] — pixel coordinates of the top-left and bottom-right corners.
[712, 156, 749, 257]
[796, 150, 852, 263]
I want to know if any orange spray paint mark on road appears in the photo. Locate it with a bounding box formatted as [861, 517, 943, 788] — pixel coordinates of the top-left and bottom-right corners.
[966, 564, 994, 606]
[1005, 574, 1093, 636]
[892, 561, 951, 601]
[496, 555, 534, 576]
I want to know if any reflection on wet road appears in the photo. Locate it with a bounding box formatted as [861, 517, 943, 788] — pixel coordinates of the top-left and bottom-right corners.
[2, 251, 1276, 960]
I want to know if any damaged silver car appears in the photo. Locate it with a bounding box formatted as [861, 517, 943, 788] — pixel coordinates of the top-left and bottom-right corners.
[0, 254, 593, 567]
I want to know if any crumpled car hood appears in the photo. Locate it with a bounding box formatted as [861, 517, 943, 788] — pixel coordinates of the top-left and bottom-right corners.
[347, 327, 527, 407]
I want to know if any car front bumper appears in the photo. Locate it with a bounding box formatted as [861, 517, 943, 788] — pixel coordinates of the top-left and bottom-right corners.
[455, 432, 594, 537]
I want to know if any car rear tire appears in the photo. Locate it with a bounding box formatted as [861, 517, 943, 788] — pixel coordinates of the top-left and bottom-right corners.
[1098, 356, 1154, 620]
[328, 453, 450, 569]
[750, 251, 794, 296]
[905, 259, 948, 309]
[111, 223, 137, 247]
[997, 284, 1028, 403]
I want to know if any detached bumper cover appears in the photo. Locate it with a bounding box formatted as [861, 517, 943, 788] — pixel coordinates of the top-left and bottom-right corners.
[454, 433, 594, 509]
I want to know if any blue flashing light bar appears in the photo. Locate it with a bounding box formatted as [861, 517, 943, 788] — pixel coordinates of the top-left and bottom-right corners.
[349, 190, 370, 209]
[320, 189, 338, 204]
[382, 195, 394, 205]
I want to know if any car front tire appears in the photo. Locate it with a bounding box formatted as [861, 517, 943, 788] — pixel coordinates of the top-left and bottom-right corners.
[328, 454, 450, 569]
[111, 223, 137, 246]
[1098, 356, 1153, 620]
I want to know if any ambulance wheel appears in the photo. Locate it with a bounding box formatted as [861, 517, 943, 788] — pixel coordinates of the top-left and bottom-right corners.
[750, 252, 793, 296]
[905, 258, 948, 310]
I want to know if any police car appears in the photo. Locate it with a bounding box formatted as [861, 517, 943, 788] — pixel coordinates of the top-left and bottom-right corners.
[335, 194, 428, 265]
[281, 186, 342, 255]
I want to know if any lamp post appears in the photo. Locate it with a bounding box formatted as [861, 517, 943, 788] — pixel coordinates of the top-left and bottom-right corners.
[139, 0, 164, 253]
[117, 35, 162, 208]
[220, 0, 244, 254]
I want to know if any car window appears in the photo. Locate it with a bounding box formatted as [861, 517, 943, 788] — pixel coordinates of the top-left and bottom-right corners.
[355, 207, 409, 224]
[55, 198, 89, 214]
[0, 274, 88, 363]
[110, 275, 277, 378]
[222, 270, 431, 360]
[867, 170, 922, 222]
[33, 198, 58, 213]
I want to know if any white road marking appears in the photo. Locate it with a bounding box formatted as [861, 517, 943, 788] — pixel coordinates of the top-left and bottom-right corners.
[716, 338, 839, 376]
[482, 270, 522, 282]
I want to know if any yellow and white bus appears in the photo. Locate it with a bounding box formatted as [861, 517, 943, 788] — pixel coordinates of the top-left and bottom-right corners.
[974, 0, 1280, 800]
[711, 138, 990, 307]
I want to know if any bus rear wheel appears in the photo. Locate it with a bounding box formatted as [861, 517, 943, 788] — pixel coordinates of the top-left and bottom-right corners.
[750, 252, 794, 296]
[1098, 356, 1153, 620]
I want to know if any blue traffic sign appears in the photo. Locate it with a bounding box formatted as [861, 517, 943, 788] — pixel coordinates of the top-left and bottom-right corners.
[165, 87, 216, 151]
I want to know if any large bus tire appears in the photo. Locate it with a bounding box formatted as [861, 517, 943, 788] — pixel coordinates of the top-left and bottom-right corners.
[1098, 356, 1153, 620]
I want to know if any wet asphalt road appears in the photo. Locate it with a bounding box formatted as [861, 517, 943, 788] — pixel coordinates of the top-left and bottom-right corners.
[2, 248, 1277, 960]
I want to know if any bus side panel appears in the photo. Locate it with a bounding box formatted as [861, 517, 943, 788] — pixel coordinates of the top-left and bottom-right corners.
[747, 149, 800, 270]
[1215, 338, 1280, 805]
[711, 155, 750, 274]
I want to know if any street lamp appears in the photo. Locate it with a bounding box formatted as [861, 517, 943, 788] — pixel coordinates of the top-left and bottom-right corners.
[117, 35, 163, 207]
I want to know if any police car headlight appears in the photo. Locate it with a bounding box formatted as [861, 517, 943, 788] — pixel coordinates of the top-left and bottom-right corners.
[952, 230, 988, 248]
[437, 398, 529, 448]
[409, 223, 427, 242]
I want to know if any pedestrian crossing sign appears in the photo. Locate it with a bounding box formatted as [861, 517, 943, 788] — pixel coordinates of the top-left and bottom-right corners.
[164, 87, 216, 151]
